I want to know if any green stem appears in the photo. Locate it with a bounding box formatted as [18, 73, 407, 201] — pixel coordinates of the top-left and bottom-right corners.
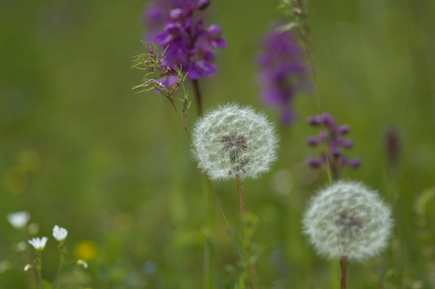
[35, 251, 43, 289]
[293, 5, 333, 184]
[203, 179, 216, 289]
[52, 242, 66, 289]
[191, 80, 215, 289]
[235, 176, 259, 289]
[340, 256, 348, 289]
[236, 176, 246, 221]
[192, 79, 203, 116]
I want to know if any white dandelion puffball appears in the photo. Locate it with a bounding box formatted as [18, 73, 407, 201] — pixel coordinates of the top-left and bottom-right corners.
[302, 180, 393, 261]
[192, 104, 278, 180]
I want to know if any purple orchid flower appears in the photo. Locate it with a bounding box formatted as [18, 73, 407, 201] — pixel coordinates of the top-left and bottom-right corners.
[144, 0, 226, 81]
[306, 112, 361, 180]
[257, 24, 310, 125]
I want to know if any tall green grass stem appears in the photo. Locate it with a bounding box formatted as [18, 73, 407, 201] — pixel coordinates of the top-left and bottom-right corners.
[192, 80, 215, 289]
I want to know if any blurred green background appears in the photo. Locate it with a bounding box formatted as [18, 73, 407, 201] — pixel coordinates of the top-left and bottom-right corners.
[1, 0, 434, 288]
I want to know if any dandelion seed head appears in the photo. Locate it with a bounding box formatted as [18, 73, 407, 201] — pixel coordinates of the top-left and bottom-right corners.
[192, 104, 279, 180]
[302, 180, 393, 261]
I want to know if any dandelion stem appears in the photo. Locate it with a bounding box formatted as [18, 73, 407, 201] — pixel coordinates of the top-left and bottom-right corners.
[340, 256, 348, 289]
[235, 175, 259, 289]
[236, 176, 246, 220]
[192, 79, 203, 116]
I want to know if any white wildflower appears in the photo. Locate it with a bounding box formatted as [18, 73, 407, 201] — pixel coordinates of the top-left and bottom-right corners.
[27, 223, 39, 235]
[24, 264, 32, 272]
[192, 104, 278, 180]
[0, 261, 11, 273]
[302, 180, 393, 261]
[16, 242, 27, 252]
[28, 237, 48, 251]
[77, 259, 88, 269]
[7, 211, 30, 229]
[52, 225, 68, 241]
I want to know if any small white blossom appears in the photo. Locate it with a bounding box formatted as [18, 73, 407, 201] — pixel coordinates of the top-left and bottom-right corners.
[52, 225, 68, 241]
[77, 259, 88, 269]
[24, 264, 32, 272]
[192, 104, 279, 180]
[16, 242, 27, 252]
[302, 180, 393, 261]
[28, 237, 48, 251]
[27, 223, 39, 235]
[0, 261, 11, 273]
[7, 211, 30, 229]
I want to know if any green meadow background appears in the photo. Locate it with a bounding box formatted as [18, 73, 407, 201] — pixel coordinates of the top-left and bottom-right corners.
[1, 0, 434, 288]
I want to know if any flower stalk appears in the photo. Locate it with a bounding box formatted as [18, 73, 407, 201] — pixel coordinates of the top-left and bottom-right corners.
[192, 79, 203, 116]
[52, 241, 66, 289]
[236, 176, 246, 220]
[340, 256, 348, 289]
[235, 175, 260, 289]
[279, 0, 333, 182]
[34, 251, 43, 289]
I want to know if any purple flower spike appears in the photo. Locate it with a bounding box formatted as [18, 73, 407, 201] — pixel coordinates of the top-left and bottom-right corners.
[144, 0, 226, 80]
[385, 127, 400, 171]
[206, 25, 227, 48]
[256, 23, 310, 125]
[305, 112, 361, 180]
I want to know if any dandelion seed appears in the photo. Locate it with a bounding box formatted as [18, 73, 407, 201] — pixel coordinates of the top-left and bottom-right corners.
[7, 211, 30, 229]
[302, 180, 393, 261]
[28, 237, 48, 251]
[192, 104, 278, 180]
[52, 225, 68, 241]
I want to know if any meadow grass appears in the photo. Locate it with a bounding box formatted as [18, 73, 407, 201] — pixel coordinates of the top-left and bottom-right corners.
[1, 0, 434, 288]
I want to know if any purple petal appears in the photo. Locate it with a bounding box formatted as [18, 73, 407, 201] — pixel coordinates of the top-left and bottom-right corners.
[169, 8, 183, 20]
[306, 136, 320, 146]
[207, 25, 222, 37]
[306, 158, 324, 167]
[307, 116, 320, 125]
[344, 158, 361, 168]
[197, 0, 210, 10]
[320, 113, 335, 126]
